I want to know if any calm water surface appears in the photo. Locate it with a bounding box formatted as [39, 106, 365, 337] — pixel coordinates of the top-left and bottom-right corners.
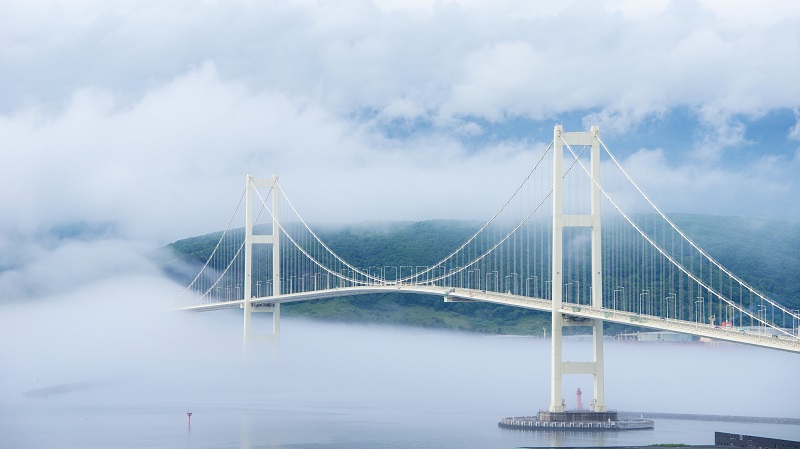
[2, 307, 799, 448]
[4, 399, 800, 448]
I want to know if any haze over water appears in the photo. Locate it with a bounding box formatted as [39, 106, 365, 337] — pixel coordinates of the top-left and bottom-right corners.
[1, 274, 798, 448]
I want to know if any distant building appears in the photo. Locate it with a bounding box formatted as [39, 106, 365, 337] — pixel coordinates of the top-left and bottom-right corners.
[614, 331, 697, 343]
[736, 326, 793, 337]
[716, 431, 800, 448]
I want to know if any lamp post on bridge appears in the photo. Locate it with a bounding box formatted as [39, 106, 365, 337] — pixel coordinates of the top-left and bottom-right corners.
[639, 290, 649, 315]
[725, 303, 734, 328]
[643, 289, 650, 315]
[564, 282, 573, 303]
[486, 271, 499, 292]
[695, 297, 704, 324]
[526, 275, 538, 297]
[757, 304, 767, 335]
[506, 273, 518, 294]
[383, 266, 389, 283]
[377, 266, 385, 284]
[363, 267, 371, 285]
[666, 293, 676, 319]
[369, 267, 381, 285]
[791, 309, 800, 336]
[256, 281, 261, 298]
[793, 310, 800, 337]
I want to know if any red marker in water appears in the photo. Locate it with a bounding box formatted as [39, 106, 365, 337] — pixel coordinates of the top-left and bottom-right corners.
[187, 412, 192, 429]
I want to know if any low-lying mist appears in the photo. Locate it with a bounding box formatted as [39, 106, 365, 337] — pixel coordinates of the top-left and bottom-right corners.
[3, 274, 798, 418]
[2, 237, 798, 445]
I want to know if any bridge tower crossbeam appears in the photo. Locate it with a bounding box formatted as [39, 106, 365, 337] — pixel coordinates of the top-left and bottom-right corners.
[550, 125, 605, 413]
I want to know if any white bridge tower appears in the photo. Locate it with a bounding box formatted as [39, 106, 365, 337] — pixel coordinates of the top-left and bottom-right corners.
[243, 174, 281, 350]
[550, 125, 606, 413]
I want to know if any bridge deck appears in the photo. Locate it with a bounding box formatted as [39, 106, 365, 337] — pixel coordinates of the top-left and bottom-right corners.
[179, 285, 800, 354]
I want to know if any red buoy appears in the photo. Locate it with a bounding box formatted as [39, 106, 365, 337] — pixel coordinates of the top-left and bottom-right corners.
[187, 412, 192, 429]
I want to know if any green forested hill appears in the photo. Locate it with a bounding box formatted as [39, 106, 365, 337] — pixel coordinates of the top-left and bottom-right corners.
[160, 215, 800, 334]
[667, 214, 800, 309]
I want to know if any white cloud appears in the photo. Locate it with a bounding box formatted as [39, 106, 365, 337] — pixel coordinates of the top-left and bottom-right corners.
[692, 109, 749, 161]
[378, 97, 426, 121]
[0, 237, 156, 301]
[700, 0, 800, 27]
[1, 0, 799, 252]
[3, 0, 799, 125]
[603, 0, 670, 19]
[790, 108, 800, 141]
[0, 61, 545, 247]
[444, 41, 551, 121]
[582, 87, 668, 134]
[611, 145, 799, 219]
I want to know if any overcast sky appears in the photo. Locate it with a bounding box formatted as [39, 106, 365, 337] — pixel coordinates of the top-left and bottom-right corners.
[2, 0, 800, 249]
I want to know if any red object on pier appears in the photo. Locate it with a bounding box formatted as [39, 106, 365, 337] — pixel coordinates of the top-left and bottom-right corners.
[576, 388, 583, 411]
[187, 412, 192, 428]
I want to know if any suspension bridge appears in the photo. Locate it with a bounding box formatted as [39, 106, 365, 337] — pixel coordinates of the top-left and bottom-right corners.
[175, 126, 800, 415]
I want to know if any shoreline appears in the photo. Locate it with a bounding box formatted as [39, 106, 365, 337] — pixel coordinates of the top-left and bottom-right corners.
[619, 411, 800, 425]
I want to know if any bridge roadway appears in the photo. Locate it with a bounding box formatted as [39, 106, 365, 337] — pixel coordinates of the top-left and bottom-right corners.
[181, 285, 800, 354]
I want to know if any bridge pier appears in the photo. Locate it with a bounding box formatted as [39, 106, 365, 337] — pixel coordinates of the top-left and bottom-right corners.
[550, 125, 605, 413]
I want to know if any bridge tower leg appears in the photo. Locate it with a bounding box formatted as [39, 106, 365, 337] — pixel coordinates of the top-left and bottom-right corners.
[243, 174, 281, 352]
[550, 125, 605, 412]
